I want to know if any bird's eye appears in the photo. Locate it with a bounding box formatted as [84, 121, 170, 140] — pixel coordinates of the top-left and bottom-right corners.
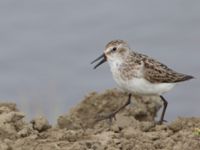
[112, 47, 117, 52]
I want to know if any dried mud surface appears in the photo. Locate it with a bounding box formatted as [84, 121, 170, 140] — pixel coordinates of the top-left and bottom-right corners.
[0, 89, 200, 150]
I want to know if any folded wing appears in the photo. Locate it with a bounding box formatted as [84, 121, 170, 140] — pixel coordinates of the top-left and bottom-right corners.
[142, 56, 194, 83]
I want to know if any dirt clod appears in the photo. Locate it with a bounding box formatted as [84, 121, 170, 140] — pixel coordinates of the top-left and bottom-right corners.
[31, 116, 51, 132]
[0, 89, 199, 150]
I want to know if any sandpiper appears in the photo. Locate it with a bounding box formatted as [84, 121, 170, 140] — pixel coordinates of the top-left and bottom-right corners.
[91, 40, 193, 124]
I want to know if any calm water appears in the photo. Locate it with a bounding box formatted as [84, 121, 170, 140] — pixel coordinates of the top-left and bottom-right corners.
[0, 0, 199, 123]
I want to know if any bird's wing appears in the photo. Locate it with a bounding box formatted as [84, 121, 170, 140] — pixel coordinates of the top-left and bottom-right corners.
[141, 55, 193, 83]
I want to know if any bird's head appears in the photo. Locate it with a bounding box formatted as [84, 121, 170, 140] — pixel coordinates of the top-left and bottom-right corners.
[91, 40, 130, 69]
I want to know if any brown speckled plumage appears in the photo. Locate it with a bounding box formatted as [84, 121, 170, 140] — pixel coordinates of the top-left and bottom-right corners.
[120, 51, 194, 83]
[106, 40, 128, 49]
[105, 40, 193, 83]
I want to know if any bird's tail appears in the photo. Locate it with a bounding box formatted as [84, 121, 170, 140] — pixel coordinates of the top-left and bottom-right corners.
[176, 74, 194, 82]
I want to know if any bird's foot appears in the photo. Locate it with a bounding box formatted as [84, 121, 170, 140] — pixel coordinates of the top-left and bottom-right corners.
[156, 119, 167, 125]
[95, 111, 117, 124]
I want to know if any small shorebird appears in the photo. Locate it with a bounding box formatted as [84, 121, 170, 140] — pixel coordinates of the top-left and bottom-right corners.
[91, 40, 193, 124]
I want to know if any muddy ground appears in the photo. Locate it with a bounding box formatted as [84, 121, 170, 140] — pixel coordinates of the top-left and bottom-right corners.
[0, 89, 200, 150]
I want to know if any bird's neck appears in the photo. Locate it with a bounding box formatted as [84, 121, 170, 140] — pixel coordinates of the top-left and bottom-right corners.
[108, 58, 123, 70]
[108, 51, 132, 71]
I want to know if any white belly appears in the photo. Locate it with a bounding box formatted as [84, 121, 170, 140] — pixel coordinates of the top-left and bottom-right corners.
[109, 59, 175, 95]
[113, 75, 175, 95]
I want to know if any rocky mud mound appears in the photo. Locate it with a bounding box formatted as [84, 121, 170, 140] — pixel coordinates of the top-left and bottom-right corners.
[0, 89, 200, 150]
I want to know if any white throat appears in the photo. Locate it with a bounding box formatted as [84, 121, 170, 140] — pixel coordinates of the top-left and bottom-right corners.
[108, 58, 123, 71]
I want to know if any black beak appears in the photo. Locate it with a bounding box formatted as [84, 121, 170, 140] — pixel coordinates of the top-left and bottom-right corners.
[91, 53, 107, 69]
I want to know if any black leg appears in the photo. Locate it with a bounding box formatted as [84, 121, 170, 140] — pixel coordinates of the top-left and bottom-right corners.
[158, 95, 168, 124]
[96, 93, 132, 122]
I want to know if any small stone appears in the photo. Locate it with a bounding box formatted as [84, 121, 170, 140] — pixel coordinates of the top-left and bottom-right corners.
[122, 127, 140, 139]
[31, 116, 51, 132]
[110, 124, 120, 133]
[140, 121, 155, 132]
[17, 125, 33, 137]
[168, 120, 182, 132]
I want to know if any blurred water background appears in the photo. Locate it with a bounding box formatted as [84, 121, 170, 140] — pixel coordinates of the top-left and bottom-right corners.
[0, 0, 199, 124]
